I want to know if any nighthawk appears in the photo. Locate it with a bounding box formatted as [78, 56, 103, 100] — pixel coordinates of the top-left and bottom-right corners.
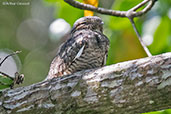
[47, 16, 109, 79]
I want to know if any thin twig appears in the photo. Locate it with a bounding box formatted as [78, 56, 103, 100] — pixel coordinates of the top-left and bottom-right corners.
[0, 71, 14, 80]
[128, 17, 152, 57]
[126, 0, 154, 57]
[0, 51, 21, 67]
[132, 0, 156, 17]
[130, 0, 150, 11]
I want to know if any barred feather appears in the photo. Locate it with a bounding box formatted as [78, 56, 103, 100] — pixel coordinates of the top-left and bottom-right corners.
[47, 16, 109, 79]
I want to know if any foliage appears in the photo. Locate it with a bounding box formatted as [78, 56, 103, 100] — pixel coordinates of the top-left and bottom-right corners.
[0, 75, 13, 90]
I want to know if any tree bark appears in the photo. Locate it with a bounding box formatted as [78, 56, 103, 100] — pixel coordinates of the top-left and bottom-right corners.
[0, 52, 171, 114]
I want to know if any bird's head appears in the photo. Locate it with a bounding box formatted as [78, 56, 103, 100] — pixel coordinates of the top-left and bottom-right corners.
[72, 16, 104, 33]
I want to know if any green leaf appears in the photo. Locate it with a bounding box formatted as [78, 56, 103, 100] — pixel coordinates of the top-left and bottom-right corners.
[0, 75, 13, 87]
[0, 85, 11, 90]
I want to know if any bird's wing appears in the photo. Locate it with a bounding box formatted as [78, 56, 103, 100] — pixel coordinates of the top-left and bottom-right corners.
[48, 34, 86, 77]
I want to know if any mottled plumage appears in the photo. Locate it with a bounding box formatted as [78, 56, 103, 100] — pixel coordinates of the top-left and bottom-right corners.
[47, 16, 109, 79]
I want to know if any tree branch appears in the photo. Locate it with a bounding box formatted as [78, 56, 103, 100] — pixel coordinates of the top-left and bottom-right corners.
[64, 0, 156, 17]
[0, 52, 171, 114]
[64, 0, 127, 17]
[64, 0, 157, 57]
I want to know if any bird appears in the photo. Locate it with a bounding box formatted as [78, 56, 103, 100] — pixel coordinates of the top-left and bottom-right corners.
[46, 16, 109, 79]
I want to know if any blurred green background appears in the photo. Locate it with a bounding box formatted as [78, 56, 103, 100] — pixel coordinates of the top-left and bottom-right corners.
[0, 0, 170, 113]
